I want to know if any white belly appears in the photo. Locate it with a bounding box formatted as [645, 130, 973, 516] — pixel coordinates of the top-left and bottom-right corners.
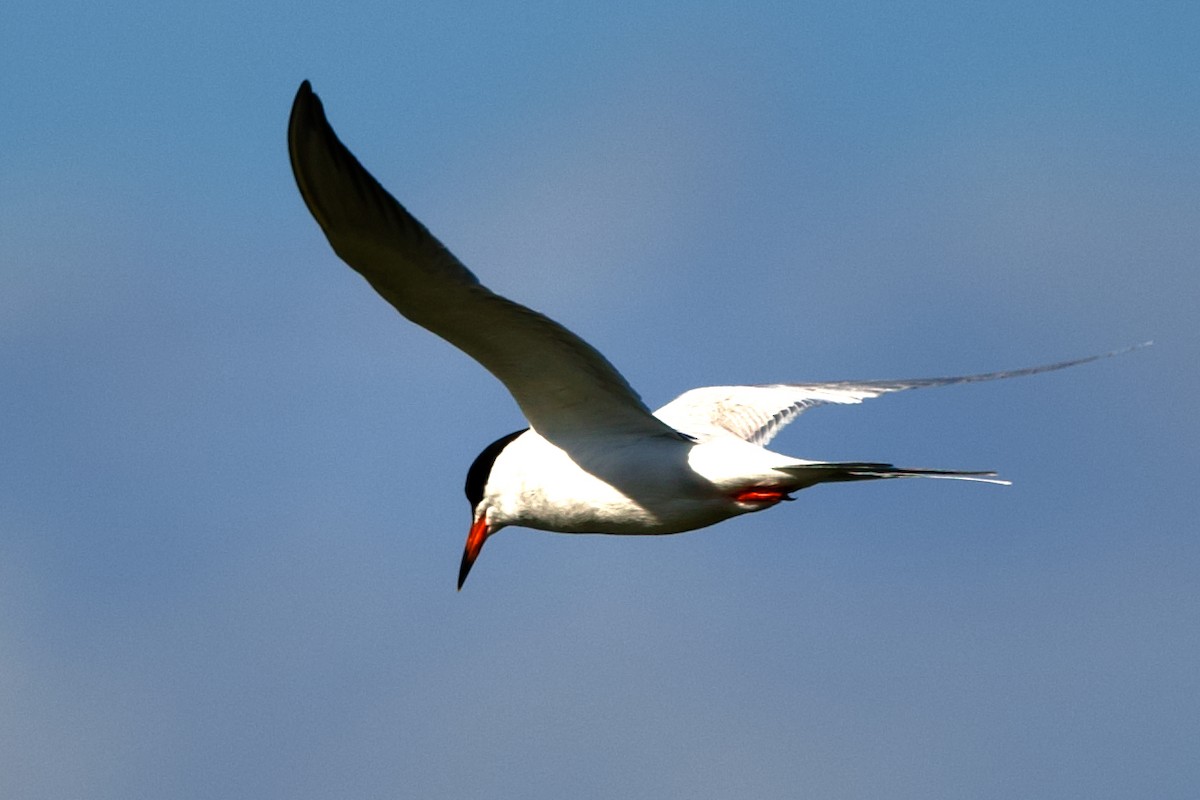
[483, 430, 798, 535]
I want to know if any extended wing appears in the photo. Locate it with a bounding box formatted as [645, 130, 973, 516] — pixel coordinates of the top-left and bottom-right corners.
[654, 346, 1146, 445]
[288, 82, 680, 443]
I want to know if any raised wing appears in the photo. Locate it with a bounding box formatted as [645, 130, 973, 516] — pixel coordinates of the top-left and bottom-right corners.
[654, 346, 1147, 446]
[288, 81, 680, 443]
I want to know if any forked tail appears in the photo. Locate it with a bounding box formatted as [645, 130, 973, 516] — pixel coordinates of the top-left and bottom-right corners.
[776, 462, 1011, 486]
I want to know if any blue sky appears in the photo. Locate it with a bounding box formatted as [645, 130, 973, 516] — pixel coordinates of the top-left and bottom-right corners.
[2, 2, 1197, 798]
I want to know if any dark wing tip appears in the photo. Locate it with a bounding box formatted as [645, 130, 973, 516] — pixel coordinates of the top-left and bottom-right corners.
[292, 80, 317, 116]
[286, 78, 463, 281]
[287, 80, 332, 181]
[285, 78, 396, 259]
[286, 78, 378, 217]
[290, 80, 324, 146]
[287, 80, 327, 207]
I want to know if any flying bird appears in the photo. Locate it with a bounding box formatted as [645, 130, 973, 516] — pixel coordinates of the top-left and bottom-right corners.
[287, 81, 1138, 589]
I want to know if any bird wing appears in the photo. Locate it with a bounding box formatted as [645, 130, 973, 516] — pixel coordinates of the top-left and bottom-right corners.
[653, 347, 1146, 446]
[288, 81, 681, 443]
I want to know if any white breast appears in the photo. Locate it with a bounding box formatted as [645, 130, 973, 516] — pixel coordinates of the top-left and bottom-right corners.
[481, 429, 802, 535]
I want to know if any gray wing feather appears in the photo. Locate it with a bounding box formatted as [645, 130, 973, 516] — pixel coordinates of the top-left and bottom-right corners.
[654, 346, 1148, 445]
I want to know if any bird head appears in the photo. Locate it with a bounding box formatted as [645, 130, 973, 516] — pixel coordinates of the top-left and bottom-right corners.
[459, 428, 527, 589]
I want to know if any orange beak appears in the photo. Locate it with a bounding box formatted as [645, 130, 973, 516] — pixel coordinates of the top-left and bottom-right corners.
[457, 516, 490, 590]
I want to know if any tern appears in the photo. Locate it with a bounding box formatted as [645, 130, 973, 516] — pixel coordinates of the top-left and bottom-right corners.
[288, 81, 1139, 589]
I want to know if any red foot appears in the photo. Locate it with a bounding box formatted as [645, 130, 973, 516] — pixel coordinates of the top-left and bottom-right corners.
[734, 488, 788, 504]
